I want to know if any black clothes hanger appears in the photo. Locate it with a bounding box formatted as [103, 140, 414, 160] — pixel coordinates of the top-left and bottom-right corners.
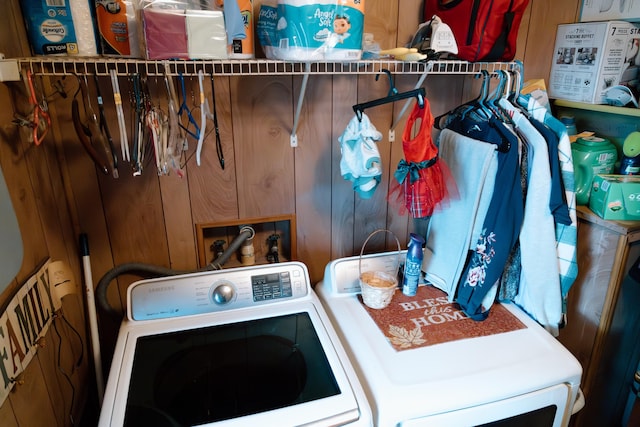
[72, 74, 115, 176]
[434, 70, 493, 130]
[352, 69, 426, 121]
[434, 70, 512, 153]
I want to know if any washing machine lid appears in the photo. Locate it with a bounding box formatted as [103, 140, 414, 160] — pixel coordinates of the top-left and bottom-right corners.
[316, 252, 583, 422]
[99, 263, 371, 427]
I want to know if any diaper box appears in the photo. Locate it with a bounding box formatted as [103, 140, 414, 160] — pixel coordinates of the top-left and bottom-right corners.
[580, 0, 640, 22]
[589, 174, 640, 220]
[548, 21, 640, 104]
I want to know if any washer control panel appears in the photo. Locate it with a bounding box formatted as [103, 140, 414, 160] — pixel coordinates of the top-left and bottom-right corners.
[128, 262, 309, 321]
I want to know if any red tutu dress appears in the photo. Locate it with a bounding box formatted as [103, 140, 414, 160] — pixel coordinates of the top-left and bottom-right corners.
[389, 98, 454, 218]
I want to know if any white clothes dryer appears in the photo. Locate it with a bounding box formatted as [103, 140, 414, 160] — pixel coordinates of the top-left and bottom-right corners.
[316, 251, 583, 427]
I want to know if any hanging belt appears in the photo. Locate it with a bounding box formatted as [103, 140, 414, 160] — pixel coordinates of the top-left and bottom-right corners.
[210, 74, 224, 170]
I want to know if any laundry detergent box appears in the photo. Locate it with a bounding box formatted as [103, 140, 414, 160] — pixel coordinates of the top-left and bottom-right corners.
[589, 174, 640, 220]
[580, 0, 640, 22]
[257, 0, 365, 61]
[548, 21, 639, 104]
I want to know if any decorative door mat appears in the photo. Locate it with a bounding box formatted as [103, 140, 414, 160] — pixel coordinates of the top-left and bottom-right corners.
[360, 285, 526, 351]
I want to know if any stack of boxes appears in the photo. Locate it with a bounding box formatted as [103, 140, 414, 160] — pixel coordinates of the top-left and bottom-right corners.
[20, 0, 255, 60]
[549, 20, 639, 105]
[550, 1, 640, 220]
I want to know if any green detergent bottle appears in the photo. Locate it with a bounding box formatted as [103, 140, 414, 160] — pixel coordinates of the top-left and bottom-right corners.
[572, 136, 618, 205]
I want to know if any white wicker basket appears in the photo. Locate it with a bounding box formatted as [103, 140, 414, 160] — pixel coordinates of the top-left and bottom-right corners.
[359, 229, 401, 309]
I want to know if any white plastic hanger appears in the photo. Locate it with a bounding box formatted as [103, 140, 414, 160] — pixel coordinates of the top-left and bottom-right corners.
[196, 69, 207, 166]
[110, 69, 129, 162]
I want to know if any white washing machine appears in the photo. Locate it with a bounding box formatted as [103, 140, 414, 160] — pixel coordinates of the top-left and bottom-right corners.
[316, 251, 583, 427]
[98, 262, 372, 427]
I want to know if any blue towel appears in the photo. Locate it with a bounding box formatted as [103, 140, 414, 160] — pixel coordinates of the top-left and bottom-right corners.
[222, 0, 246, 41]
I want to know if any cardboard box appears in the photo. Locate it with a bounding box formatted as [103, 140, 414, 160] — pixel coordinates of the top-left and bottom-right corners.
[548, 21, 639, 104]
[580, 0, 640, 22]
[589, 174, 640, 220]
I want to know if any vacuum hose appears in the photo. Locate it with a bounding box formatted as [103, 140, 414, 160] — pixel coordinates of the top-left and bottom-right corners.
[96, 227, 254, 320]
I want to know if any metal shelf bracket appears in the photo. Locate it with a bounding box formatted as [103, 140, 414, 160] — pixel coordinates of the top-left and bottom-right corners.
[290, 62, 311, 147]
[390, 62, 434, 134]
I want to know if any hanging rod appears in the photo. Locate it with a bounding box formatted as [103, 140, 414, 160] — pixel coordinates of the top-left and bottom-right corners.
[12, 58, 519, 78]
[3, 58, 521, 149]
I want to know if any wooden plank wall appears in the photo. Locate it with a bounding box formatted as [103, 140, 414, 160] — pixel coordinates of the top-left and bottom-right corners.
[0, 0, 581, 426]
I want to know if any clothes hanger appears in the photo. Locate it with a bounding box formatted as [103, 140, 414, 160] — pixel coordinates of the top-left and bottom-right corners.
[478, 70, 501, 117]
[110, 69, 130, 163]
[71, 74, 113, 176]
[488, 69, 508, 103]
[177, 72, 200, 141]
[466, 70, 513, 132]
[131, 73, 145, 176]
[24, 70, 51, 146]
[508, 67, 520, 103]
[433, 70, 512, 153]
[487, 69, 517, 125]
[506, 66, 534, 118]
[93, 73, 119, 176]
[208, 72, 225, 170]
[196, 69, 207, 167]
[163, 66, 186, 177]
[433, 70, 492, 129]
[352, 69, 425, 121]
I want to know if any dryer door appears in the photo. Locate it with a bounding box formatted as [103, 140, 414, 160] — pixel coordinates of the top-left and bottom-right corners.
[401, 383, 574, 427]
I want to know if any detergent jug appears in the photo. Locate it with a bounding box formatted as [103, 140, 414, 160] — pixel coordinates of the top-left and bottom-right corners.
[619, 132, 640, 175]
[572, 136, 618, 205]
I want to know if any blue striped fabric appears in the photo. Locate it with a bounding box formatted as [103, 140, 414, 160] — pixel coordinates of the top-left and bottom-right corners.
[519, 94, 578, 319]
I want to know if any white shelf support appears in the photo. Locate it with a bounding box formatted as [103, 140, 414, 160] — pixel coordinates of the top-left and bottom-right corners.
[0, 55, 20, 82]
[290, 62, 311, 148]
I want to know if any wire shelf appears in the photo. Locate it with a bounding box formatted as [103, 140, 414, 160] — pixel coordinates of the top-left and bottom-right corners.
[16, 57, 520, 77]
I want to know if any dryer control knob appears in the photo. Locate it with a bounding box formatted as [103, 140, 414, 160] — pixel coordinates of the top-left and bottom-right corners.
[212, 283, 235, 305]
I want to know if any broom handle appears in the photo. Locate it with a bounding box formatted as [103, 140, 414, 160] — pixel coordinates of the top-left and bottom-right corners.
[80, 233, 104, 405]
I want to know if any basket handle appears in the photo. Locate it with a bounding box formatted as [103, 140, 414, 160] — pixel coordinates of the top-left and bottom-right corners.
[359, 229, 402, 277]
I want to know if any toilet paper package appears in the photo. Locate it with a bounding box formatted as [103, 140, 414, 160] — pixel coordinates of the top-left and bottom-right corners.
[95, 0, 142, 58]
[257, 0, 365, 61]
[20, 0, 100, 56]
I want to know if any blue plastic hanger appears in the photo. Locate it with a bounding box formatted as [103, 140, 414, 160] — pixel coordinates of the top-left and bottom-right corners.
[177, 72, 200, 140]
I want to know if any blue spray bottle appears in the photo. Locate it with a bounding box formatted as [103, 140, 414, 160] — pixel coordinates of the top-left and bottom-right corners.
[402, 233, 425, 296]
